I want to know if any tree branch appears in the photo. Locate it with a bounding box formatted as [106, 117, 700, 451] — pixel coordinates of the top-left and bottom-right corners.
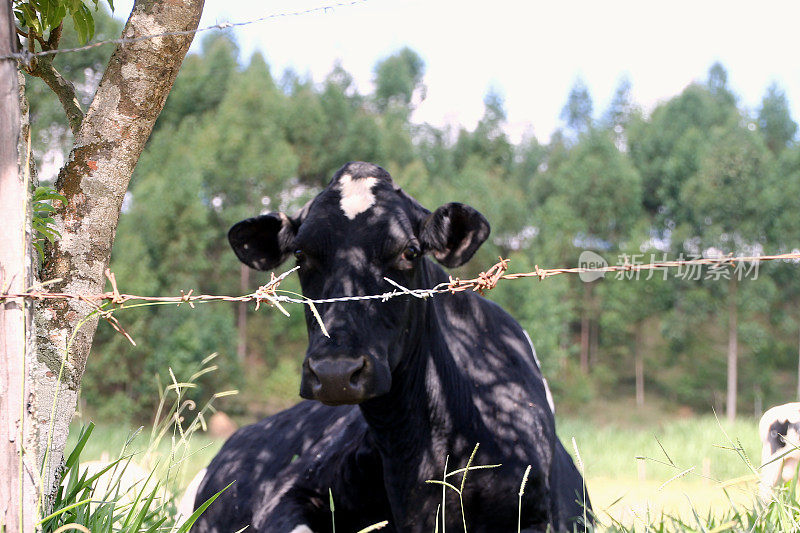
[26, 55, 83, 135]
[45, 23, 62, 50]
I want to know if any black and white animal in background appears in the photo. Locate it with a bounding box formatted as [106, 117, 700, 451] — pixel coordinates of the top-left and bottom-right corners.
[759, 402, 800, 499]
[192, 162, 590, 532]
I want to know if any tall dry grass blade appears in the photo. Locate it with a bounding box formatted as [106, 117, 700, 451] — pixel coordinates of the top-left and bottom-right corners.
[518, 465, 531, 533]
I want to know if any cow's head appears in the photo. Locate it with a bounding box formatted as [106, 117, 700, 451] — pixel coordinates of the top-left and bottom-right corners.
[228, 162, 490, 405]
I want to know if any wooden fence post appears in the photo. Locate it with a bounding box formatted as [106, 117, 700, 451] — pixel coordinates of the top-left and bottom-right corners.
[0, 3, 36, 530]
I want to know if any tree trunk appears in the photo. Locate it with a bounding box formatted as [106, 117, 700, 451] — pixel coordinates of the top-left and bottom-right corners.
[726, 277, 738, 423]
[580, 282, 591, 374]
[32, 0, 204, 512]
[0, 5, 35, 528]
[237, 263, 249, 361]
[635, 321, 645, 408]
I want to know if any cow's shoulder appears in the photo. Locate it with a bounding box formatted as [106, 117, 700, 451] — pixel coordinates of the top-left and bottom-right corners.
[434, 289, 556, 439]
[438, 289, 539, 372]
[195, 401, 369, 530]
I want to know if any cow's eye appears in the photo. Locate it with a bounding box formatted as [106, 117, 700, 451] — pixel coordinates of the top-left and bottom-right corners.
[294, 249, 305, 262]
[402, 245, 421, 261]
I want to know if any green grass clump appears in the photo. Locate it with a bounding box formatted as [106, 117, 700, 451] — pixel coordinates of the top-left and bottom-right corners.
[42, 354, 234, 532]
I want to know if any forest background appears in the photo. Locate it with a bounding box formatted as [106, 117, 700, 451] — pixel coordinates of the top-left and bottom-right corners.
[24, 8, 800, 425]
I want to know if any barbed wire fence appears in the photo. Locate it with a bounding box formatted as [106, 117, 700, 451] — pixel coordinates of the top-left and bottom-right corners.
[3, 1, 800, 342]
[2, 252, 799, 345]
[1, 0, 370, 65]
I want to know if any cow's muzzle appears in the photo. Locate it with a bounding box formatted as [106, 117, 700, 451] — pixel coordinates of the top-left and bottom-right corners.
[299, 355, 389, 405]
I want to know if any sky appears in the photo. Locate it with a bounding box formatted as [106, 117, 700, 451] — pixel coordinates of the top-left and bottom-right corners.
[113, 0, 800, 143]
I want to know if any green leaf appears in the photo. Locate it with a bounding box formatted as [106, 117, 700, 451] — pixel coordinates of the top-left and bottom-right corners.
[36, 498, 93, 525]
[34, 190, 67, 204]
[144, 516, 169, 532]
[175, 482, 234, 533]
[32, 241, 44, 262]
[80, 3, 95, 41]
[32, 220, 59, 236]
[64, 422, 94, 471]
[71, 7, 88, 44]
[54, 2, 67, 27]
[127, 476, 161, 530]
[39, 0, 50, 30]
[47, 0, 65, 30]
[33, 202, 56, 213]
[18, 3, 41, 33]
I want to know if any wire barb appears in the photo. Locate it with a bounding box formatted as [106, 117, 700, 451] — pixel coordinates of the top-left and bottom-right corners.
[1, 251, 798, 311]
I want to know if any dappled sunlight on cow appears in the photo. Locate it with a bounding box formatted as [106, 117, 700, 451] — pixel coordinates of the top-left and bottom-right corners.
[194, 162, 590, 532]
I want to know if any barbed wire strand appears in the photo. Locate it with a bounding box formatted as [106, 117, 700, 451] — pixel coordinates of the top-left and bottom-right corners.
[1, 0, 369, 63]
[2, 252, 798, 308]
[1, 252, 797, 344]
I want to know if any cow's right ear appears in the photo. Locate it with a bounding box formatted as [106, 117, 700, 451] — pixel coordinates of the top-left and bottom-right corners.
[228, 213, 296, 271]
[419, 203, 490, 268]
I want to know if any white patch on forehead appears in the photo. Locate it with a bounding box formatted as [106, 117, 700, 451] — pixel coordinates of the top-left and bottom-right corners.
[289, 526, 314, 533]
[338, 173, 378, 219]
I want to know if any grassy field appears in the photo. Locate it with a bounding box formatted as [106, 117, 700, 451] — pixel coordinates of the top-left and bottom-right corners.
[68, 404, 768, 531]
[557, 413, 762, 528]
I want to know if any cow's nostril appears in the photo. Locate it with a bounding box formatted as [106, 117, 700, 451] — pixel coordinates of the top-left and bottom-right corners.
[349, 367, 363, 387]
[305, 360, 321, 388]
[349, 356, 367, 387]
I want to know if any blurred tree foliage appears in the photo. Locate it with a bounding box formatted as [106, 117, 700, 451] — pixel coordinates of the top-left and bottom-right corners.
[25, 29, 800, 422]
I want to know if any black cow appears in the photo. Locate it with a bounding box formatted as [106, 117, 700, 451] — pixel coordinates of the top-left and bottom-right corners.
[193, 162, 590, 532]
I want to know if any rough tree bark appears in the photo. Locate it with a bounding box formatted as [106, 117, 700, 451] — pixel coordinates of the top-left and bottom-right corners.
[29, 0, 205, 515]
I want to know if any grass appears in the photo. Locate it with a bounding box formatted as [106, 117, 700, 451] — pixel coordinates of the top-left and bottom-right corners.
[71, 402, 793, 532]
[558, 412, 765, 530]
[64, 422, 223, 487]
[43, 355, 235, 531]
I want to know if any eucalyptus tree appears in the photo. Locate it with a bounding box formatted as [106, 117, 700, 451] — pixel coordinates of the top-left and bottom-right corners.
[680, 125, 773, 421]
[764, 144, 800, 400]
[627, 71, 739, 222]
[88, 117, 240, 421]
[373, 46, 425, 114]
[538, 129, 643, 374]
[560, 77, 593, 136]
[758, 82, 798, 155]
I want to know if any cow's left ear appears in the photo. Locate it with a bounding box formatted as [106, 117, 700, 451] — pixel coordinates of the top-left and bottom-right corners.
[419, 203, 490, 268]
[228, 212, 297, 271]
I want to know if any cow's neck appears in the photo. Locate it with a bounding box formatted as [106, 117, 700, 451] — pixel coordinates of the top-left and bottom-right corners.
[359, 260, 481, 522]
